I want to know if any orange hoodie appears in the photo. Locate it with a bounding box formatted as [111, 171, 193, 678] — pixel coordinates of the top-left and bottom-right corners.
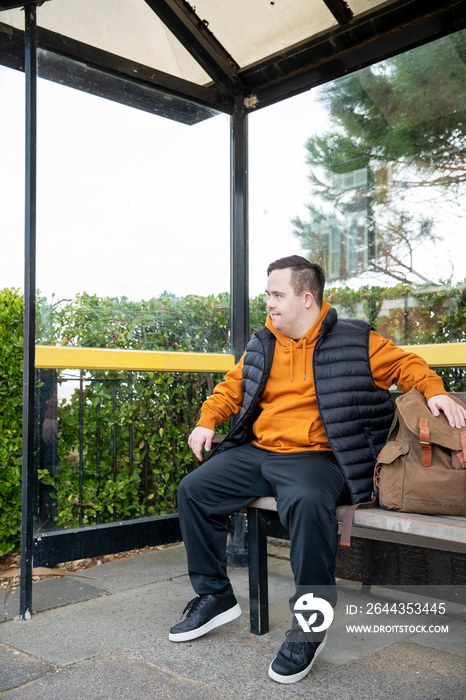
[197, 301, 448, 453]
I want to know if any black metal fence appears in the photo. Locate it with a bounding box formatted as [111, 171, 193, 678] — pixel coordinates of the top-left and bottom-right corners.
[33, 366, 221, 566]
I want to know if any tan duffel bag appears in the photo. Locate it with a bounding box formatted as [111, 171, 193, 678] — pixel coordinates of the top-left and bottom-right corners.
[374, 388, 466, 516]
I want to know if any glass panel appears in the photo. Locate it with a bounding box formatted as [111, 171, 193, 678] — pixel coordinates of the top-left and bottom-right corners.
[0, 65, 24, 291]
[249, 30, 466, 393]
[33, 57, 230, 353]
[31, 66, 230, 532]
[0, 66, 25, 556]
[0, 61, 230, 541]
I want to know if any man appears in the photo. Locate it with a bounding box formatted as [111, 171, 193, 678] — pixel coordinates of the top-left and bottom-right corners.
[169, 255, 466, 684]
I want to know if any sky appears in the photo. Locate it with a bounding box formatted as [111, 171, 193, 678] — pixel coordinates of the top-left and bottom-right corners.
[1, 52, 465, 306]
[0, 64, 318, 302]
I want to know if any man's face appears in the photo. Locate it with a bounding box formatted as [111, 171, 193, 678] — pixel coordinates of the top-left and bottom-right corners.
[266, 268, 309, 338]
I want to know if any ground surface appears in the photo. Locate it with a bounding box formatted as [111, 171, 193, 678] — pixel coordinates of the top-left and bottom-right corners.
[0, 545, 172, 591]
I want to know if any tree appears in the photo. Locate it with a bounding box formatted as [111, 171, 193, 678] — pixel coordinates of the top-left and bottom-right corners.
[293, 30, 466, 285]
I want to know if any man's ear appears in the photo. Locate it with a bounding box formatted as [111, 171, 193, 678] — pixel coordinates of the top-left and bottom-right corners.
[304, 292, 314, 308]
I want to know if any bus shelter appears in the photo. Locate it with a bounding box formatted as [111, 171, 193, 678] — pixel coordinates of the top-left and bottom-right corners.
[0, 0, 465, 619]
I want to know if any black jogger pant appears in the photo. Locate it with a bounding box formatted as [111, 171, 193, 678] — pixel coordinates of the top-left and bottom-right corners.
[177, 443, 349, 607]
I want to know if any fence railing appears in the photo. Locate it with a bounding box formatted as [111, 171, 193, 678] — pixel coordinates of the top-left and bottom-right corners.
[35, 345, 235, 372]
[38, 369, 166, 530]
[36, 363, 233, 533]
[35, 342, 466, 371]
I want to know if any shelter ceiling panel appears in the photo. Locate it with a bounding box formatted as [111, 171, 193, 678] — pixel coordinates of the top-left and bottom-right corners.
[347, 0, 393, 13]
[0, 7, 22, 28]
[191, 0, 337, 69]
[0, 0, 211, 84]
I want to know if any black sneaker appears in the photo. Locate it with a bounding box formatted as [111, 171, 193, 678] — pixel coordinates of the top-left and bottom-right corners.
[169, 593, 241, 642]
[268, 620, 327, 684]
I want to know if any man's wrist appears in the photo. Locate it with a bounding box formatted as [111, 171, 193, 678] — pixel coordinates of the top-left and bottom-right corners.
[196, 418, 216, 431]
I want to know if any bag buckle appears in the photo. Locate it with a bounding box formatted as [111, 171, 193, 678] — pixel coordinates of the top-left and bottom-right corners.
[419, 418, 432, 467]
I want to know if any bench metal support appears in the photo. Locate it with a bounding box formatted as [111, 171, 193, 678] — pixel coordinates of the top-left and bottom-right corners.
[247, 506, 270, 635]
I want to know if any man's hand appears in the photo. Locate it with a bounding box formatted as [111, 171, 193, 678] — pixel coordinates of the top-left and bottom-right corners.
[188, 426, 215, 461]
[427, 394, 466, 429]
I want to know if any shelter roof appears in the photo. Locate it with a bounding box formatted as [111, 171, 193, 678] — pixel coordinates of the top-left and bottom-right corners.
[1, 0, 465, 122]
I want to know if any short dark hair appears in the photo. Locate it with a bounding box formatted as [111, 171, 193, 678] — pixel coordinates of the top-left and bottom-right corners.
[267, 255, 325, 307]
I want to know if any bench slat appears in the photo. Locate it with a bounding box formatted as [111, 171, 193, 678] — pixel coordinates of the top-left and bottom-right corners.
[248, 498, 466, 545]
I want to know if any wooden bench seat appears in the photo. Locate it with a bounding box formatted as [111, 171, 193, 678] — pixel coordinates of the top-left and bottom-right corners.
[249, 496, 466, 548]
[246, 497, 466, 634]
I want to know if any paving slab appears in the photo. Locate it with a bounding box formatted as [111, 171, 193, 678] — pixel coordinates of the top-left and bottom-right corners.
[77, 544, 190, 595]
[1, 591, 14, 624]
[1, 544, 188, 624]
[0, 643, 54, 693]
[3, 577, 105, 623]
[0, 579, 186, 666]
[414, 618, 466, 655]
[0, 649, 229, 700]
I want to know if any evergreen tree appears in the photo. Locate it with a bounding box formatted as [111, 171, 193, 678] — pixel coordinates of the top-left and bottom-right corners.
[293, 31, 466, 284]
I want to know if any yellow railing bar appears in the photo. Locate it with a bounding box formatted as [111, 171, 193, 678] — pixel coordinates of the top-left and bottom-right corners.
[35, 345, 236, 373]
[399, 343, 466, 367]
[35, 342, 465, 373]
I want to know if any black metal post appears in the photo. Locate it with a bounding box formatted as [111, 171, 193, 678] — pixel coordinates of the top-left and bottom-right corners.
[128, 373, 133, 477]
[227, 94, 249, 566]
[96, 371, 101, 524]
[78, 371, 84, 527]
[230, 94, 249, 361]
[143, 378, 149, 516]
[112, 371, 117, 482]
[20, 4, 38, 620]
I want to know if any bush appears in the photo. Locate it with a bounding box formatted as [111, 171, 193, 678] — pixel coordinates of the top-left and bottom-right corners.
[0, 288, 23, 556]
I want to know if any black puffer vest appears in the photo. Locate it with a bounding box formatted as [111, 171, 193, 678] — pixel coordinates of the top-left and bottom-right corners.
[313, 308, 394, 502]
[210, 308, 394, 503]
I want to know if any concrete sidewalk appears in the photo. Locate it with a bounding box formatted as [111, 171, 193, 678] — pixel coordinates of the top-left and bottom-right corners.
[0, 542, 465, 699]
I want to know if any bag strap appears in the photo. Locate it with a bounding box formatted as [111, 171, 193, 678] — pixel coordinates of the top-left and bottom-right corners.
[419, 417, 432, 467]
[456, 429, 466, 468]
[340, 498, 377, 547]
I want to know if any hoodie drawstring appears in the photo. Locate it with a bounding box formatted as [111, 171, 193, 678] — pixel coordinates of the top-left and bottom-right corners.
[302, 337, 307, 380]
[288, 337, 307, 381]
[287, 339, 294, 382]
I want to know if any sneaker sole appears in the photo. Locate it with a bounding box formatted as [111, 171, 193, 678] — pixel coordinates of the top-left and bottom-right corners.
[268, 631, 327, 684]
[169, 603, 242, 642]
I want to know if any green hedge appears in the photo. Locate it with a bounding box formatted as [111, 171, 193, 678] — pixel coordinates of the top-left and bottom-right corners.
[0, 289, 23, 556]
[327, 283, 466, 391]
[1, 282, 464, 555]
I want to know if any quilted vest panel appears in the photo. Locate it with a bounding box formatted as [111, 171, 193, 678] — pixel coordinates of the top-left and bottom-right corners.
[313, 309, 394, 502]
[210, 327, 275, 456]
